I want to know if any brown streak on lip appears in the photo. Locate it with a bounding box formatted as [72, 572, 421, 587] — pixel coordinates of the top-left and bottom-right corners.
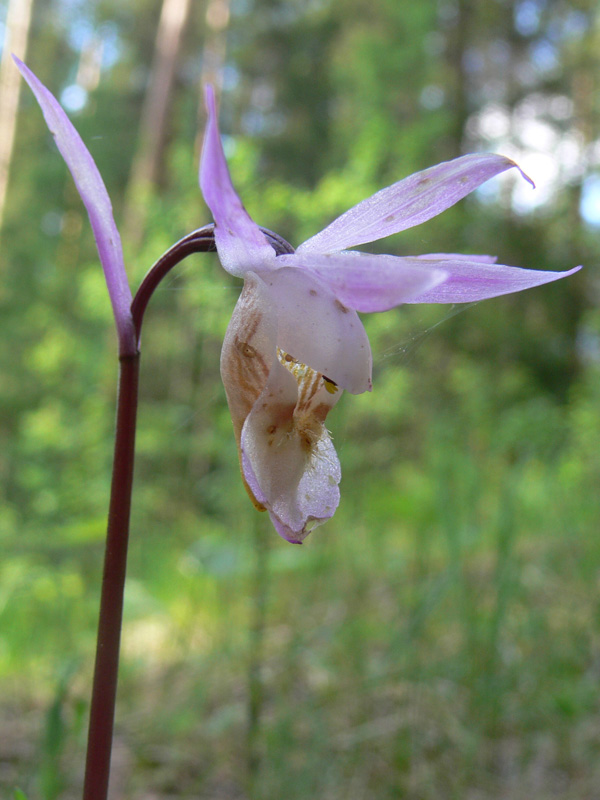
[236, 340, 257, 358]
[334, 299, 349, 313]
[238, 310, 260, 344]
[312, 402, 331, 423]
[294, 413, 325, 454]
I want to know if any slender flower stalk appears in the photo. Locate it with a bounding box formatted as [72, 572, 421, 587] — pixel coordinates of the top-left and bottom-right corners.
[82, 353, 138, 800]
[14, 57, 580, 798]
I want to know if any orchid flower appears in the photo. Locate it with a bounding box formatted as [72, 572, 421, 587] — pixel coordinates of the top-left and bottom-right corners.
[200, 86, 580, 544]
[14, 56, 579, 545]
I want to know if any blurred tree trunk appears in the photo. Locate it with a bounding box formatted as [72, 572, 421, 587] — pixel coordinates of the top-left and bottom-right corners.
[445, 0, 470, 159]
[195, 0, 230, 158]
[0, 0, 34, 238]
[201, 0, 230, 91]
[123, 0, 192, 245]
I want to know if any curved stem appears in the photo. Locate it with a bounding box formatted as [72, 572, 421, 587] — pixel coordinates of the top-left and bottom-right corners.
[131, 225, 216, 345]
[131, 224, 295, 343]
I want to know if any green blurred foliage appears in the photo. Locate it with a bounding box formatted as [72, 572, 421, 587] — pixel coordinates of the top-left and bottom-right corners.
[1, 0, 599, 796]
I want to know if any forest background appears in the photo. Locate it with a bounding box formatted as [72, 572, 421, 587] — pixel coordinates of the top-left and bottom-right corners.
[1, 0, 599, 797]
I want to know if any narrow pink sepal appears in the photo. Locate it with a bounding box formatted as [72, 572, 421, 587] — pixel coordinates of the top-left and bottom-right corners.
[405, 259, 582, 303]
[298, 154, 534, 254]
[199, 86, 276, 275]
[14, 57, 135, 355]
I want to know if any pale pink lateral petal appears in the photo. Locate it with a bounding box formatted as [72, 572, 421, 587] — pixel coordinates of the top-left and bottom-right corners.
[14, 57, 135, 354]
[200, 86, 276, 275]
[298, 154, 534, 254]
[257, 266, 372, 394]
[240, 362, 341, 544]
[403, 259, 582, 303]
[279, 252, 447, 312]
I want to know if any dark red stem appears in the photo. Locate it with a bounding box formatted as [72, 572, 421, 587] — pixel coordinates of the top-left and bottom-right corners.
[82, 353, 139, 800]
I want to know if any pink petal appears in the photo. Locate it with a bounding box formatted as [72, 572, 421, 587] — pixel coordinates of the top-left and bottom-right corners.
[403, 258, 582, 303]
[257, 267, 372, 394]
[200, 86, 276, 275]
[298, 154, 533, 254]
[279, 252, 447, 312]
[14, 57, 135, 354]
[240, 361, 341, 544]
